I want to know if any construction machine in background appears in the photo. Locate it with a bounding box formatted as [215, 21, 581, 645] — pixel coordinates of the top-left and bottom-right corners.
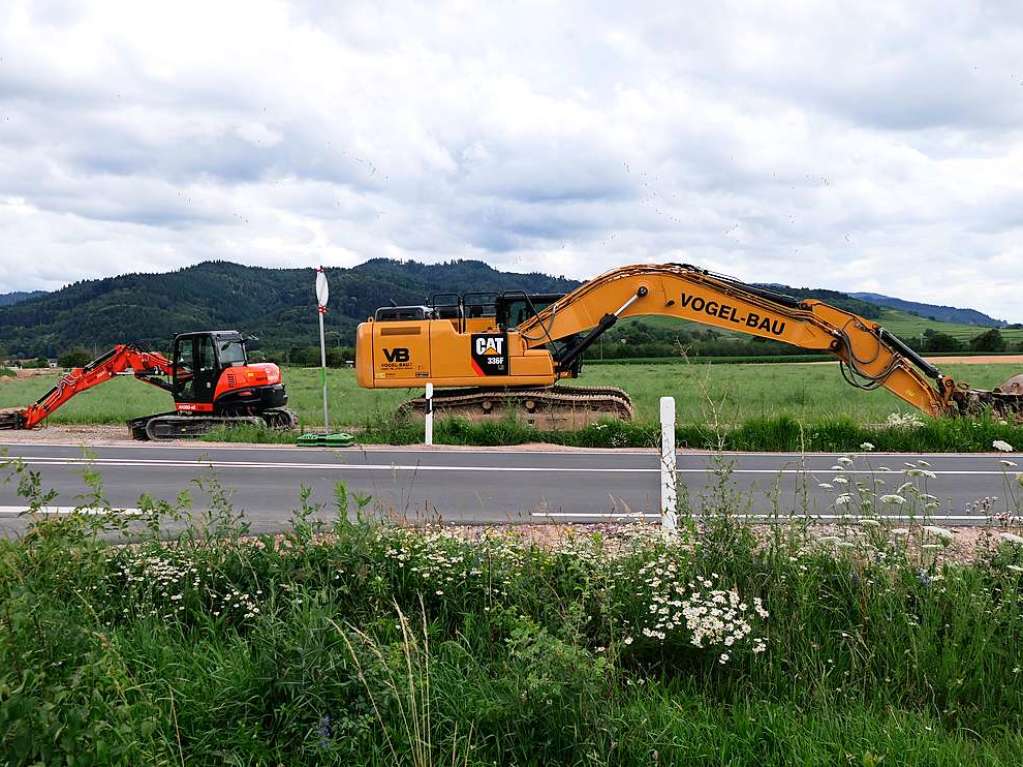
[0, 330, 297, 440]
[355, 263, 1023, 428]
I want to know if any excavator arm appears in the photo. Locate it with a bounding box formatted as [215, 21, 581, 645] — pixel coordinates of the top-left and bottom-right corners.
[517, 263, 1014, 418]
[4, 344, 176, 430]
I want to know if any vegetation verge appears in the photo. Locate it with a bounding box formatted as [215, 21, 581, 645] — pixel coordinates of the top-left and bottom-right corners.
[2, 456, 1023, 764]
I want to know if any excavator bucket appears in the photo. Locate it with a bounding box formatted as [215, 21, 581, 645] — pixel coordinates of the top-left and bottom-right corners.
[956, 381, 1023, 419]
[996, 374, 1023, 396]
[0, 409, 25, 430]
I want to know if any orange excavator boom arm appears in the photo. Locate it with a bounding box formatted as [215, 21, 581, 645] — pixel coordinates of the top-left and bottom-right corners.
[17, 344, 175, 429]
[516, 263, 964, 416]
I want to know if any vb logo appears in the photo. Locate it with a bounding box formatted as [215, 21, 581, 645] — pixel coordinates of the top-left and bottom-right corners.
[383, 348, 410, 363]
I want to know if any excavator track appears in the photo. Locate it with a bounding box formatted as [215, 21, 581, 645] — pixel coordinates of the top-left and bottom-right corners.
[0, 410, 25, 430]
[401, 386, 633, 429]
[129, 407, 298, 441]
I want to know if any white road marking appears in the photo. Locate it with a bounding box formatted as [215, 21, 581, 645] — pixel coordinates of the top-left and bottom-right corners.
[0, 506, 142, 516]
[1, 456, 1012, 476]
[2, 442, 1014, 460]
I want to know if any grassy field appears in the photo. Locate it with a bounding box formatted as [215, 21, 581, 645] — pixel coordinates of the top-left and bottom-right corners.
[2, 458, 1023, 765]
[2, 361, 1020, 430]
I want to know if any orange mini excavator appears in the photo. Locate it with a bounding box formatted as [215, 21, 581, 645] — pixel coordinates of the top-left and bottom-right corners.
[0, 330, 296, 440]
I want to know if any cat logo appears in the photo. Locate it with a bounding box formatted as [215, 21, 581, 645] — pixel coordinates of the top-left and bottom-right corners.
[474, 336, 504, 356]
[470, 333, 508, 376]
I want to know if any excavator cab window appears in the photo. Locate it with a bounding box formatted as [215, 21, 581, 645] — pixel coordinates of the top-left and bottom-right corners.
[496, 293, 564, 330]
[218, 340, 247, 366]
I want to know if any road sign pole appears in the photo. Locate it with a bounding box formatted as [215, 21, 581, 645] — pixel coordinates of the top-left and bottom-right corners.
[318, 307, 329, 432]
[660, 396, 677, 536]
[315, 267, 330, 433]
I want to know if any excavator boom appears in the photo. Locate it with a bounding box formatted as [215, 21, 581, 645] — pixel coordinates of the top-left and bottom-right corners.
[0, 344, 175, 430]
[517, 263, 956, 415]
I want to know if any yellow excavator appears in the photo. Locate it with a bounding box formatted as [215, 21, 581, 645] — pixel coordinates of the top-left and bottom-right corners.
[355, 263, 1022, 427]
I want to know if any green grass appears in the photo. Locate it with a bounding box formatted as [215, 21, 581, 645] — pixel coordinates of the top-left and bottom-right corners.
[2, 458, 1023, 765]
[326, 413, 1023, 453]
[2, 362, 1020, 431]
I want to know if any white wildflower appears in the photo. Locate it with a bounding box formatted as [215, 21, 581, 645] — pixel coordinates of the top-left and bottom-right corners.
[879, 494, 906, 506]
[860, 442, 875, 452]
[1000, 460, 1018, 468]
[993, 440, 1014, 453]
[834, 494, 854, 507]
[998, 532, 1023, 546]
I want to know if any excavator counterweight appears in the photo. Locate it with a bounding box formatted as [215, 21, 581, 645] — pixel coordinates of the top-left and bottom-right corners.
[355, 263, 1023, 426]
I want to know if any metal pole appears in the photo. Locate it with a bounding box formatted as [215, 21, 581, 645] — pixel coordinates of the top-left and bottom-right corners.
[660, 396, 677, 536]
[318, 307, 329, 432]
[424, 383, 434, 446]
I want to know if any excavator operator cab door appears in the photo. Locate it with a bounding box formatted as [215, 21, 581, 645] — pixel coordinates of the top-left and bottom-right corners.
[172, 333, 219, 405]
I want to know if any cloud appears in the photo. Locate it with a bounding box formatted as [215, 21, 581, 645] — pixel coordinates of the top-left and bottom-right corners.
[1, 0, 1022, 321]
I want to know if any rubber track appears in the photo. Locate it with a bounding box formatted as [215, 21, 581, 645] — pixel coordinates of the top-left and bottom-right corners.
[401, 385, 634, 421]
[129, 407, 299, 440]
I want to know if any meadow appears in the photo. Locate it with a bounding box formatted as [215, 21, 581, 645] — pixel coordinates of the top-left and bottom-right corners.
[1, 361, 1020, 430]
[2, 454, 1023, 765]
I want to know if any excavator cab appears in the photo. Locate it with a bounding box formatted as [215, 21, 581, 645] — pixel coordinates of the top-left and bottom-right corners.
[170, 330, 287, 415]
[172, 331, 245, 405]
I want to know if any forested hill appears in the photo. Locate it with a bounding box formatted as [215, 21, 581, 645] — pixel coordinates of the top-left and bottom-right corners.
[0, 259, 1007, 359]
[850, 292, 1005, 328]
[0, 260, 579, 357]
[0, 291, 46, 307]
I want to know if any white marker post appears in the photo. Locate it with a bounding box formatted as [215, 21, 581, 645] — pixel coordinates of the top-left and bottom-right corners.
[315, 267, 330, 433]
[424, 383, 434, 446]
[660, 396, 677, 536]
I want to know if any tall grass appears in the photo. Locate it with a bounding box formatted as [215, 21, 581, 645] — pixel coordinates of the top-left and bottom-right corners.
[2, 454, 1023, 764]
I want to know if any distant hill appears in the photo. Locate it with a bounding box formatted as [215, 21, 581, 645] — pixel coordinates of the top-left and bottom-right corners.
[0, 260, 578, 357]
[0, 290, 46, 307]
[850, 292, 1005, 328]
[0, 259, 1011, 358]
[755, 284, 882, 319]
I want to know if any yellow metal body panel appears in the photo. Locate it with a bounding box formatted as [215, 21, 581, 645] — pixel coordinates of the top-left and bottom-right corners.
[357, 319, 556, 389]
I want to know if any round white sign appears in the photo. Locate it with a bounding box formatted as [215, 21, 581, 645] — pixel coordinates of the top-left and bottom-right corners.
[315, 269, 329, 307]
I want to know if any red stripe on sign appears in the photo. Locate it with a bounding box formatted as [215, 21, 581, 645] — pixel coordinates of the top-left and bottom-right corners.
[471, 359, 484, 376]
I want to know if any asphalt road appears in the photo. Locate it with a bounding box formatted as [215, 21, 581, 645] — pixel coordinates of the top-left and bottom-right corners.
[0, 442, 1017, 535]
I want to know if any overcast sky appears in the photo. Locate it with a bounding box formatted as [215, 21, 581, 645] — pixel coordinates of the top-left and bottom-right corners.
[1, 2, 1022, 319]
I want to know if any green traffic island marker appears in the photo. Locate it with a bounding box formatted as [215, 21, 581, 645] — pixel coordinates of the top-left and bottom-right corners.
[296, 431, 356, 447]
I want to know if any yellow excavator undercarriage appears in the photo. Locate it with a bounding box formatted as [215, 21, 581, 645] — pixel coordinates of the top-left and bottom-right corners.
[355, 263, 1023, 428]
